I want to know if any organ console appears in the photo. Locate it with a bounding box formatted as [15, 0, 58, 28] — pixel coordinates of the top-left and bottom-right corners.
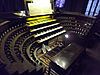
[0, 12, 96, 75]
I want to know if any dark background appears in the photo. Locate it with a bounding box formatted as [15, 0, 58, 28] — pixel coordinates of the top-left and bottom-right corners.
[0, 0, 89, 14]
[55, 0, 89, 14]
[0, 0, 25, 12]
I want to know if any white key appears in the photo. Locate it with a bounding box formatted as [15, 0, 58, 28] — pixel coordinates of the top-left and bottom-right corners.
[37, 30, 66, 43]
[30, 23, 59, 32]
[34, 26, 63, 37]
